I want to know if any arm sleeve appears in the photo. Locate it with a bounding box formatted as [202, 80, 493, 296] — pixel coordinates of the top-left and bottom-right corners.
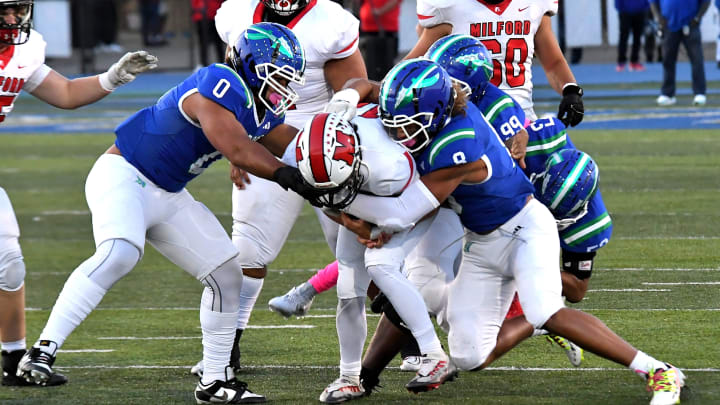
[344, 179, 440, 233]
[23, 64, 51, 93]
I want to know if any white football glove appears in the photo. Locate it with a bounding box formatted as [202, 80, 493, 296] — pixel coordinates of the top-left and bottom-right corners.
[99, 50, 159, 92]
[324, 88, 360, 121]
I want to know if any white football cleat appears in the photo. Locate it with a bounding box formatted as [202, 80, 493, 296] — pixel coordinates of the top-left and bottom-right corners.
[657, 95, 677, 106]
[405, 352, 456, 393]
[546, 334, 584, 367]
[319, 375, 365, 403]
[268, 282, 316, 318]
[693, 94, 706, 106]
[190, 360, 204, 378]
[399, 356, 422, 372]
[648, 364, 685, 405]
[194, 367, 265, 404]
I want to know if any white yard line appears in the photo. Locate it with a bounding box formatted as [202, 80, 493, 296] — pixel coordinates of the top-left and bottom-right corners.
[596, 268, 719, 272]
[642, 282, 720, 286]
[588, 289, 671, 292]
[53, 364, 720, 372]
[58, 349, 115, 353]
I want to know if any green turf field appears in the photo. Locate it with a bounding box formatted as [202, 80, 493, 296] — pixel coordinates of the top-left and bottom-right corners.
[0, 127, 718, 404]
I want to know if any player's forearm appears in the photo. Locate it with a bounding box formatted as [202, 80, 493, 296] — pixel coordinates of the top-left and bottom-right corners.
[404, 23, 452, 59]
[543, 58, 577, 95]
[31, 72, 110, 109]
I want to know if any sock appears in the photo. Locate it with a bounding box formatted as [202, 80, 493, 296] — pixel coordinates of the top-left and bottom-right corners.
[533, 328, 549, 337]
[39, 271, 107, 348]
[236, 275, 264, 330]
[337, 297, 366, 377]
[200, 306, 238, 384]
[308, 261, 339, 293]
[629, 350, 667, 377]
[0, 339, 26, 353]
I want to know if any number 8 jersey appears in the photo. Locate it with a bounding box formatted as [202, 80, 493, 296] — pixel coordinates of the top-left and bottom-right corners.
[417, 0, 557, 116]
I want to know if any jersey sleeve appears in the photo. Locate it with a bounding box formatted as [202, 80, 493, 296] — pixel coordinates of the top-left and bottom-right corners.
[482, 86, 526, 142]
[318, 2, 360, 60]
[214, 0, 245, 45]
[23, 64, 51, 93]
[422, 123, 484, 172]
[417, 0, 455, 28]
[197, 64, 253, 122]
[544, 0, 559, 16]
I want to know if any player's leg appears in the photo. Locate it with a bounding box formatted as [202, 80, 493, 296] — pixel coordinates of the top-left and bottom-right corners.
[147, 192, 264, 403]
[18, 155, 146, 385]
[319, 227, 369, 403]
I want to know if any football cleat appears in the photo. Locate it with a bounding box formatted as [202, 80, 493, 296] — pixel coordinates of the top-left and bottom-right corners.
[319, 375, 365, 403]
[194, 368, 265, 404]
[15, 345, 68, 386]
[547, 334, 584, 367]
[399, 356, 422, 372]
[268, 282, 316, 318]
[647, 364, 685, 405]
[405, 353, 456, 393]
[3, 349, 67, 387]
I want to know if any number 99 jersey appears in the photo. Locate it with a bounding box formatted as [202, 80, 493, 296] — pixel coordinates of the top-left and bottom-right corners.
[417, 0, 557, 116]
[524, 117, 613, 254]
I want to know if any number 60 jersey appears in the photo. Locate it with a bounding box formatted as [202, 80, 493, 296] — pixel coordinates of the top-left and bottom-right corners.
[417, 0, 557, 114]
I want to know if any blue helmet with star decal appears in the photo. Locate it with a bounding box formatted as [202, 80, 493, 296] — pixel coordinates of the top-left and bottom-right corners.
[532, 149, 599, 230]
[424, 34, 493, 105]
[378, 58, 455, 154]
[230, 22, 306, 115]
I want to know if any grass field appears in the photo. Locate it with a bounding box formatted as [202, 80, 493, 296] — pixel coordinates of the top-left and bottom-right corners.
[1, 97, 719, 404]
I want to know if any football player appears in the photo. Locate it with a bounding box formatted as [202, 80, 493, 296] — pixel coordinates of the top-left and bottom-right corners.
[185, 0, 368, 376]
[341, 59, 684, 405]
[291, 112, 456, 402]
[0, 0, 157, 387]
[404, 0, 584, 126]
[16, 22, 321, 403]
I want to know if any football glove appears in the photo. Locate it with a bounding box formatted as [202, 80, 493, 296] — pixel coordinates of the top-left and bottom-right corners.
[557, 83, 584, 127]
[99, 51, 159, 92]
[272, 166, 327, 207]
[324, 88, 360, 121]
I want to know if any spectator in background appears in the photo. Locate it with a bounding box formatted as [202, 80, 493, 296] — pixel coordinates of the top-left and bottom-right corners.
[615, 0, 649, 71]
[191, 0, 225, 67]
[650, 0, 710, 106]
[92, 0, 123, 53]
[716, 0, 720, 68]
[358, 0, 401, 80]
[139, 0, 167, 46]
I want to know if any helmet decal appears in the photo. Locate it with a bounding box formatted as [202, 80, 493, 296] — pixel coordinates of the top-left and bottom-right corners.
[395, 66, 441, 110]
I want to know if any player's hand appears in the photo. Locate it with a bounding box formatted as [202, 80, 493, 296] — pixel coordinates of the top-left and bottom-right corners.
[324, 89, 360, 121]
[358, 232, 392, 248]
[100, 51, 158, 91]
[272, 166, 327, 207]
[557, 84, 584, 127]
[229, 164, 251, 190]
[506, 130, 528, 169]
[339, 212, 372, 239]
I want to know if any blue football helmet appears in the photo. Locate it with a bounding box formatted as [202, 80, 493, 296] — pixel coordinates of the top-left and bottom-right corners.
[532, 149, 599, 230]
[424, 34, 493, 104]
[378, 58, 455, 154]
[230, 22, 306, 115]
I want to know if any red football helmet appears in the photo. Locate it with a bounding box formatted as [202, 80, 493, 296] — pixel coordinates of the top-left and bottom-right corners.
[261, 0, 309, 16]
[296, 113, 364, 209]
[0, 0, 33, 45]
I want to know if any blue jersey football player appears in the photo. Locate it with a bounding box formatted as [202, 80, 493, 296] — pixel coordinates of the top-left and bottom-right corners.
[339, 59, 683, 404]
[17, 22, 322, 404]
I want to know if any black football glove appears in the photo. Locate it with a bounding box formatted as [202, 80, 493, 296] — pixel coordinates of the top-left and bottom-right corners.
[557, 84, 584, 127]
[272, 166, 326, 207]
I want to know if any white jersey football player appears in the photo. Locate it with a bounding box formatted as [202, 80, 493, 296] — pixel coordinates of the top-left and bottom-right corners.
[405, 0, 584, 126]
[290, 112, 456, 402]
[189, 0, 367, 375]
[0, 0, 157, 387]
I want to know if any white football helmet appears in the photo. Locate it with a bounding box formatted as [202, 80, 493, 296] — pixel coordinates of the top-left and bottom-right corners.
[0, 0, 33, 45]
[296, 113, 364, 209]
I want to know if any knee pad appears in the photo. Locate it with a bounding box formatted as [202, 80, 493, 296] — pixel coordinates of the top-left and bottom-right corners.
[0, 251, 25, 291]
[80, 239, 141, 290]
[233, 234, 271, 269]
[201, 259, 244, 312]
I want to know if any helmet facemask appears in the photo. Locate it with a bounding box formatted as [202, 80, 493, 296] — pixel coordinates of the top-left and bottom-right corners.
[261, 0, 309, 16]
[381, 112, 434, 155]
[256, 61, 304, 116]
[0, 0, 32, 45]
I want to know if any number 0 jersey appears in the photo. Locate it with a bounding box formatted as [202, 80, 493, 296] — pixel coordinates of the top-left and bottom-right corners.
[0, 29, 51, 124]
[416, 103, 534, 233]
[115, 64, 283, 193]
[417, 0, 557, 114]
[215, 0, 359, 129]
[524, 117, 613, 253]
